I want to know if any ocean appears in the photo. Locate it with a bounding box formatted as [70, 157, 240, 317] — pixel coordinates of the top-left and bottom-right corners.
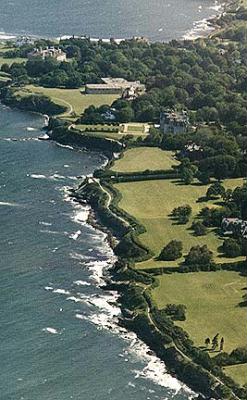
[0, 0, 222, 42]
[0, 0, 222, 398]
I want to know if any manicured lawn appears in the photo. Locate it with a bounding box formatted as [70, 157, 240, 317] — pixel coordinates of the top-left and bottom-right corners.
[18, 85, 119, 116]
[114, 178, 244, 268]
[152, 270, 247, 353]
[120, 122, 149, 136]
[223, 364, 247, 387]
[111, 147, 179, 173]
[76, 129, 123, 141]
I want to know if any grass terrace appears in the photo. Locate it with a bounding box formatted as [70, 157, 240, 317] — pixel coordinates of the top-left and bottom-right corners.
[151, 270, 247, 354]
[111, 147, 179, 173]
[113, 178, 244, 269]
[17, 85, 119, 117]
[120, 122, 150, 137]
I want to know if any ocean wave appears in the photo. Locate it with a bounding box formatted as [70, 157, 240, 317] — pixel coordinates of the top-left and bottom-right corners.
[0, 201, 21, 207]
[39, 221, 52, 226]
[56, 143, 74, 150]
[42, 327, 60, 334]
[73, 280, 91, 286]
[69, 229, 82, 240]
[30, 174, 47, 179]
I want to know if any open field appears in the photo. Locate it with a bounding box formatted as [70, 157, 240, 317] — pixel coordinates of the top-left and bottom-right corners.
[223, 364, 247, 387]
[111, 147, 179, 173]
[114, 177, 244, 268]
[152, 270, 247, 353]
[17, 85, 119, 116]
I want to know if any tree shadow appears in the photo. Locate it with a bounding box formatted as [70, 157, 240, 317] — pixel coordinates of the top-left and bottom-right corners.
[196, 196, 208, 203]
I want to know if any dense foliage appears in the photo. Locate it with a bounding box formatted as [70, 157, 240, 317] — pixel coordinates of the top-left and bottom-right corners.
[158, 240, 183, 261]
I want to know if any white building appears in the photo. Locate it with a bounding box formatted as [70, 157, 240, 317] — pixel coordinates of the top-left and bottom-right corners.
[85, 77, 145, 95]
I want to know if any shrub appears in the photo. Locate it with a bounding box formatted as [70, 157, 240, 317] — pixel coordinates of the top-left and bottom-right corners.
[158, 240, 183, 261]
[184, 245, 213, 266]
[191, 221, 207, 236]
[222, 238, 242, 258]
[171, 204, 192, 224]
[206, 181, 225, 199]
[164, 304, 187, 321]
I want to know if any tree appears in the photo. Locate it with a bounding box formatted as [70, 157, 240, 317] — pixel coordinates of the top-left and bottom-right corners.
[197, 170, 211, 185]
[164, 304, 187, 321]
[158, 240, 183, 261]
[179, 158, 197, 185]
[206, 181, 225, 199]
[212, 333, 219, 350]
[184, 245, 213, 266]
[220, 337, 224, 352]
[205, 337, 211, 347]
[191, 221, 207, 236]
[171, 205, 192, 224]
[222, 238, 242, 258]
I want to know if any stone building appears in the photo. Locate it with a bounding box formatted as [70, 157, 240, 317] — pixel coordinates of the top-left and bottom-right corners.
[28, 47, 67, 62]
[160, 110, 189, 134]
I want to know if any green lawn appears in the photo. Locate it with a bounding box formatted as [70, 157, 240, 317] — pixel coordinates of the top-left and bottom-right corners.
[18, 85, 119, 116]
[111, 147, 179, 173]
[75, 128, 123, 141]
[152, 270, 247, 353]
[223, 364, 247, 387]
[0, 46, 26, 66]
[114, 178, 244, 269]
[120, 122, 149, 136]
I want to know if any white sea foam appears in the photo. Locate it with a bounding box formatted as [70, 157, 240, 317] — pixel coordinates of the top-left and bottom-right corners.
[53, 288, 71, 295]
[30, 174, 47, 179]
[39, 221, 52, 226]
[0, 201, 20, 207]
[42, 327, 59, 334]
[44, 286, 54, 291]
[56, 143, 74, 150]
[74, 280, 91, 286]
[69, 251, 93, 262]
[72, 206, 91, 224]
[183, 1, 223, 41]
[69, 230, 82, 240]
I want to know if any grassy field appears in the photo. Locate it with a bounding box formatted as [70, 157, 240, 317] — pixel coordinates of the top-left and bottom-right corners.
[223, 364, 247, 387]
[152, 270, 247, 353]
[114, 177, 244, 268]
[18, 85, 119, 116]
[111, 147, 179, 173]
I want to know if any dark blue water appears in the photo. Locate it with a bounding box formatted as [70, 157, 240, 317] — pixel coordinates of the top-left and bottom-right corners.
[0, 104, 193, 399]
[0, 0, 221, 41]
